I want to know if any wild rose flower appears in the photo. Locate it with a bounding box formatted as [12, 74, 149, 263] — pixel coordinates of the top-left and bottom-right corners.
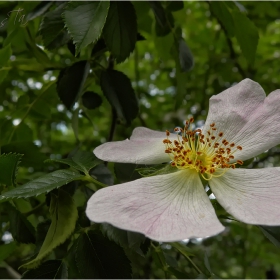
[86, 79, 280, 242]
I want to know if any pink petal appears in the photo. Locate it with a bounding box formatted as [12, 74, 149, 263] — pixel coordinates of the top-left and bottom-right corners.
[203, 79, 280, 161]
[86, 170, 224, 242]
[94, 127, 177, 164]
[210, 168, 280, 225]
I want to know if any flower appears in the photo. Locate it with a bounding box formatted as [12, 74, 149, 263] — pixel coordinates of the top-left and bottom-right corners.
[86, 79, 280, 242]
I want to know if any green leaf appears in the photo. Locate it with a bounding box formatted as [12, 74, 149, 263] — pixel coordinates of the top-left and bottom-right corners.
[82, 91, 103, 110]
[26, 1, 53, 21]
[259, 225, 280, 248]
[170, 242, 195, 257]
[0, 153, 22, 186]
[39, 3, 70, 50]
[232, 11, 259, 65]
[172, 27, 194, 72]
[102, 223, 146, 254]
[1, 141, 47, 168]
[0, 169, 84, 201]
[103, 1, 137, 62]
[22, 260, 68, 279]
[21, 189, 78, 269]
[149, 1, 174, 37]
[64, 1, 110, 55]
[100, 69, 139, 125]
[0, 242, 16, 262]
[67, 231, 131, 278]
[47, 150, 101, 174]
[176, 36, 194, 72]
[204, 252, 212, 274]
[8, 204, 36, 244]
[210, 2, 235, 37]
[56, 60, 90, 109]
[0, 44, 12, 67]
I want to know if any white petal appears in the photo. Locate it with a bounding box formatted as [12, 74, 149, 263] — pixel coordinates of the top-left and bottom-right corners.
[94, 127, 176, 164]
[86, 169, 224, 242]
[210, 168, 280, 225]
[203, 79, 280, 160]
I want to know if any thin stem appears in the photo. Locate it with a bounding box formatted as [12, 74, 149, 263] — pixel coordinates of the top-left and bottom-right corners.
[82, 174, 107, 188]
[172, 242, 203, 275]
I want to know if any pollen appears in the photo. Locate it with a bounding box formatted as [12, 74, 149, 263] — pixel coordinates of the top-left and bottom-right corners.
[162, 118, 244, 180]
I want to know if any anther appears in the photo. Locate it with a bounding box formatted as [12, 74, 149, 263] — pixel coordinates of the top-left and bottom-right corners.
[166, 130, 170, 136]
[163, 139, 172, 144]
[218, 132, 223, 137]
[237, 146, 243, 150]
[210, 123, 215, 127]
[189, 117, 194, 123]
[237, 160, 243, 165]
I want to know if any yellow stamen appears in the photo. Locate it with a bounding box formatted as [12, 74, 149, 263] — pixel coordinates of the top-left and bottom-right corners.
[163, 118, 243, 180]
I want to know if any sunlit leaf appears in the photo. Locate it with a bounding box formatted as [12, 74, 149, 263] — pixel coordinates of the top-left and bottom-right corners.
[0, 169, 84, 200]
[64, 1, 109, 55]
[232, 11, 259, 65]
[47, 150, 101, 174]
[210, 2, 235, 37]
[39, 3, 69, 50]
[21, 189, 78, 269]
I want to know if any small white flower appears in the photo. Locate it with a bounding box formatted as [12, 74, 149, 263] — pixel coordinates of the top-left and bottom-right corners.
[86, 79, 280, 242]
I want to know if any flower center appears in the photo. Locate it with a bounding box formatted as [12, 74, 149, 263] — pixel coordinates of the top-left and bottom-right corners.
[163, 118, 243, 180]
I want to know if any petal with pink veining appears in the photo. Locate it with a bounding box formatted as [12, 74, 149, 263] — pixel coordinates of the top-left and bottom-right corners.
[94, 127, 177, 164]
[203, 79, 280, 161]
[210, 168, 280, 225]
[86, 169, 224, 242]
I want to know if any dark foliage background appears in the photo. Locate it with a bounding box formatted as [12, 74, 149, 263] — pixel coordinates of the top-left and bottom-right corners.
[0, 1, 280, 279]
